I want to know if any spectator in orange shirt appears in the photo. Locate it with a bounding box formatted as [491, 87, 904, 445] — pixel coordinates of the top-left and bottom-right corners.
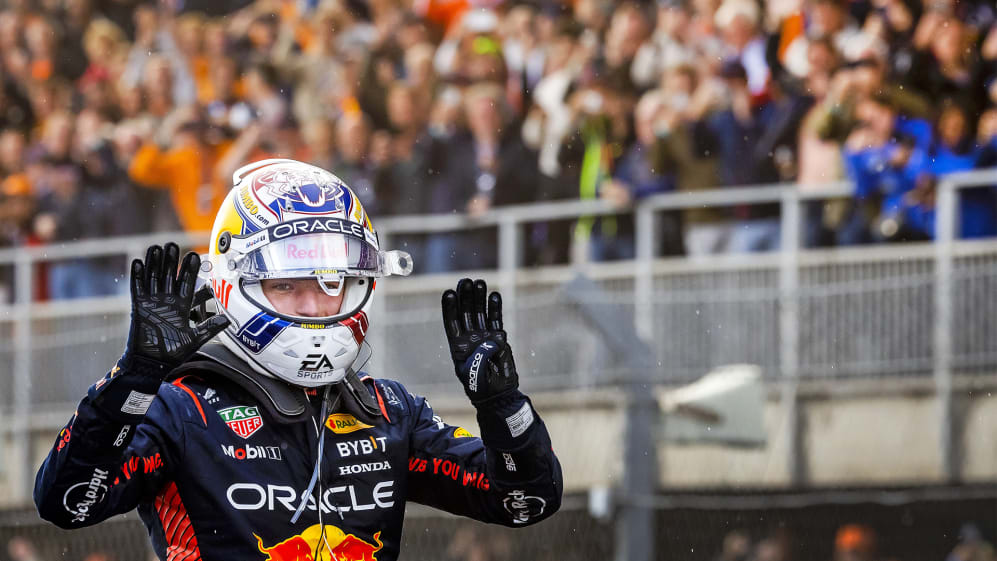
[127, 109, 232, 243]
[0, 128, 35, 302]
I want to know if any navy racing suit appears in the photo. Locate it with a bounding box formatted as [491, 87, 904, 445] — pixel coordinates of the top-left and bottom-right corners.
[34, 347, 562, 561]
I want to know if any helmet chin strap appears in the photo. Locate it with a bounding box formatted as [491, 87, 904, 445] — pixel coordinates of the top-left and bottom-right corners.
[332, 342, 383, 425]
[349, 341, 373, 375]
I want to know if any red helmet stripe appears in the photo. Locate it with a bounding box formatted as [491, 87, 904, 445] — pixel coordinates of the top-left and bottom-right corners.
[341, 311, 369, 345]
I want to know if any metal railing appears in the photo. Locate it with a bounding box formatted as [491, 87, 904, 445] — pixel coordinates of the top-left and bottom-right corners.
[2, 169, 996, 505]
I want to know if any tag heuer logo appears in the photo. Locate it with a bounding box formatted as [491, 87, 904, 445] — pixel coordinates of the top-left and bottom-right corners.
[325, 413, 373, 434]
[218, 406, 263, 438]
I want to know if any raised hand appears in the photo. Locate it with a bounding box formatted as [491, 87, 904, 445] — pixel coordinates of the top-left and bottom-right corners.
[125, 242, 229, 369]
[441, 278, 518, 403]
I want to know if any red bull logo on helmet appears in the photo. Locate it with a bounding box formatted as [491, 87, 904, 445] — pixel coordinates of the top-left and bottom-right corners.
[255, 524, 383, 561]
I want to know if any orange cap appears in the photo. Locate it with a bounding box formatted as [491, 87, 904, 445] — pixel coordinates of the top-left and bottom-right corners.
[835, 524, 875, 553]
[2, 174, 32, 196]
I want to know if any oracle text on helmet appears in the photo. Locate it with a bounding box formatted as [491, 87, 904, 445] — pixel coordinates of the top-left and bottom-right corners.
[271, 218, 366, 242]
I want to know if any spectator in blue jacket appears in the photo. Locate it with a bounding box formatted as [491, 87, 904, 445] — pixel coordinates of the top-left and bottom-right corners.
[840, 95, 931, 243]
[893, 102, 997, 240]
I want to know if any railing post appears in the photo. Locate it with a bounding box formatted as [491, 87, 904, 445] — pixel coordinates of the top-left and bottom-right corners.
[498, 217, 519, 343]
[634, 203, 654, 341]
[11, 251, 33, 504]
[570, 226, 590, 267]
[933, 179, 958, 482]
[562, 277, 656, 561]
[629, 204, 657, 561]
[779, 188, 805, 486]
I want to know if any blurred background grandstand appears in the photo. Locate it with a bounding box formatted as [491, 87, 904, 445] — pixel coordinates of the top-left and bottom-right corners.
[1, 0, 996, 559]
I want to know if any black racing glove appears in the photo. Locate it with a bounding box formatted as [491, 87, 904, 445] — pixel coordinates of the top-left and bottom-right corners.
[123, 242, 229, 375]
[442, 278, 518, 404]
[84, 243, 230, 439]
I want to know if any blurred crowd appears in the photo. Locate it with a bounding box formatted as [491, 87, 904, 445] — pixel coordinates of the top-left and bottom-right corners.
[1, 0, 997, 300]
[712, 523, 996, 561]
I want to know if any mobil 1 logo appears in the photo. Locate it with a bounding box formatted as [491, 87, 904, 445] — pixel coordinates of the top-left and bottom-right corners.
[221, 444, 282, 461]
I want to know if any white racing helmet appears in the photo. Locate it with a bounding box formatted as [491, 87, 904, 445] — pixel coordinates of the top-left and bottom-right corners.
[206, 159, 412, 386]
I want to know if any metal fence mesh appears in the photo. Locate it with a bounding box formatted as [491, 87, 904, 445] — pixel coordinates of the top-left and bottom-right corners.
[29, 312, 129, 407]
[798, 257, 935, 378]
[513, 278, 633, 390]
[7, 243, 997, 417]
[372, 276, 632, 398]
[652, 267, 780, 384]
[952, 253, 997, 372]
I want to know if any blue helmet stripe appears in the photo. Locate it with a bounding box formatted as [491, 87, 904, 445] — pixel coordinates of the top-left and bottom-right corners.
[234, 312, 292, 354]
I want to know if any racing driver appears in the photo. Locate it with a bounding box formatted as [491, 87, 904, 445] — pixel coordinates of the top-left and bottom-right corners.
[34, 158, 562, 560]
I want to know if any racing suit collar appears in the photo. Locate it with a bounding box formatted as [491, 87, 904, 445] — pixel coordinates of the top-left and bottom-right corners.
[170, 342, 386, 426]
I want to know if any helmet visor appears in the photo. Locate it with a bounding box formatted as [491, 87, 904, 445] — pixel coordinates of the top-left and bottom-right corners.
[241, 233, 379, 279]
[227, 216, 413, 280]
